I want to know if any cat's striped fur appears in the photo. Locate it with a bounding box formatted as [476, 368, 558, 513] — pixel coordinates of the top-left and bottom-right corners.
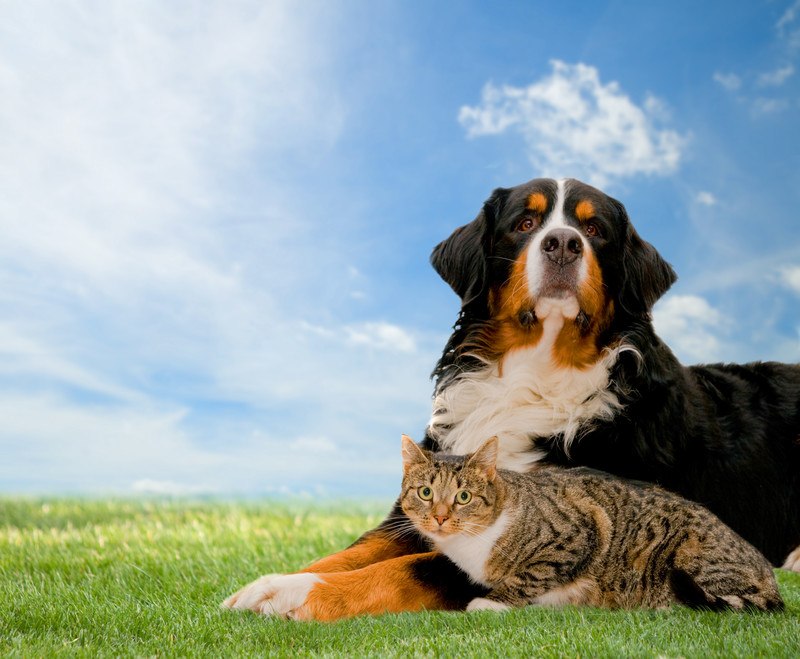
[400, 436, 783, 611]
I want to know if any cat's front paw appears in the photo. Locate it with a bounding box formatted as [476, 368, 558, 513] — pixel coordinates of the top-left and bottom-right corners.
[222, 573, 322, 618]
[466, 597, 510, 612]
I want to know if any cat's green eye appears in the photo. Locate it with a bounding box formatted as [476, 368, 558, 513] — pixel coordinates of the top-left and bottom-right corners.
[418, 486, 433, 501]
[456, 490, 472, 504]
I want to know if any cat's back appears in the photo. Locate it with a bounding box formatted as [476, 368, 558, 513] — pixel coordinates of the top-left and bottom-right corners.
[499, 463, 778, 607]
[502, 464, 704, 516]
[497, 464, 644, 510]
[498, 464, 745, 557]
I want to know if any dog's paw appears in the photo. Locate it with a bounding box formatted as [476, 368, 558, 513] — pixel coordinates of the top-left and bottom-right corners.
[222, 573, 321, 618]
[466, 597, 510, 612]
[783, 545, 800, 573]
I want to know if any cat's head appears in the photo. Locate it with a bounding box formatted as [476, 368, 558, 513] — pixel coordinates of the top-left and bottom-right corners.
[400, 435, 502, 540]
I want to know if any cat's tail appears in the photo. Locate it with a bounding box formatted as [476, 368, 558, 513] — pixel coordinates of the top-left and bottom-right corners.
[670, 532, 784, 612]
[669, 566, 784, 612]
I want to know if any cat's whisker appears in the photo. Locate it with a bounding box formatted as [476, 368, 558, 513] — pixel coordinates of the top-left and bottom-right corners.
[375, 520, 428, 546]
[376, 524, 416, 539]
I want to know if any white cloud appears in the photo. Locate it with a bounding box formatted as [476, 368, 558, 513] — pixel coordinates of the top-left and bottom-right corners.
[715, 7, 799, 109]
[782, 266, 800, 293]
[778, 0, 800, 29]
[0, 392, 402, 495]
[0, 394, 204, 490]
[0, 2, 346, 292]
[652, 294, 727, 363]
[0, 322, 143, 402]
[0, 2, 434, 496]
[290, 437, 338, 453]
[0, 2, 347, 405]
[458, 60, 687, 187]
[757, 64, 795, 87]
[695, 191, 717, 207]
[713, 72, 742, 91]
[751, 97, 790, 115]
[345, 322, 417, 353]
[299, 320, 417, 354]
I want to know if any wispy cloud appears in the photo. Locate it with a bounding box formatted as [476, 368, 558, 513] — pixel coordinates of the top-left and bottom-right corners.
[458, 60, 687, 187]
[346, 322, 417, 353]
[783, 266, 800, 294]
[757, 64, 795, 87]
[0, 391, 402, 496]
[695, 191, 717, 207]
[652, 294, 727, 363]
[713, 72, 742, 91]
[715, 3, 799, 112]
[778, 0, 800, 48]
[751, 97, 791, 115]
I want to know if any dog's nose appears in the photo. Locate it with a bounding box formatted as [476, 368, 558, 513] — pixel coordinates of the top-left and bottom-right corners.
[541, 229, 582, 265]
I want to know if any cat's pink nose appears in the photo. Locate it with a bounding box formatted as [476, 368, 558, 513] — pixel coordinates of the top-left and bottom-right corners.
[435, 514, 449, 526]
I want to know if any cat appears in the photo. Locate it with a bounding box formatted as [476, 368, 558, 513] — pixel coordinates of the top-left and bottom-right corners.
[400, 434, 784, 612]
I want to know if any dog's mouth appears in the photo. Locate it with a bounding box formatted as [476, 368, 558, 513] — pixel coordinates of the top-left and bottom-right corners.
[518, 297, 592, 334]
[536, 270, 581, 301]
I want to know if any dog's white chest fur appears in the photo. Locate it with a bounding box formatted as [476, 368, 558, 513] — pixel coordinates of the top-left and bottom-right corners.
[429, 512, 511, 586]
[428, 307, 625, 471]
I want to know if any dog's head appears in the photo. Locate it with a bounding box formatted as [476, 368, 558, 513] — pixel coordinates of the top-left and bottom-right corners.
[431, 178, 676, 367]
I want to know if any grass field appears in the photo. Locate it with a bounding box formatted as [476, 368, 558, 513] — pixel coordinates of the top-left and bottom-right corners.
[1, 499, 799, 658]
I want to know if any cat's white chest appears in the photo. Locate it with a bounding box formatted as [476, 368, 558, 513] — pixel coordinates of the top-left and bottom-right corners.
[431, 511, 511, 586]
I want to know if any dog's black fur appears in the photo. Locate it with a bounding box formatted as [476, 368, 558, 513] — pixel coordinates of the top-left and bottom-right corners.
[424, 178, 800, 567]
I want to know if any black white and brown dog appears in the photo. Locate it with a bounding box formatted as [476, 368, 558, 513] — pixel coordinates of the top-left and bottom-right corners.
[224, 177, 800, 620]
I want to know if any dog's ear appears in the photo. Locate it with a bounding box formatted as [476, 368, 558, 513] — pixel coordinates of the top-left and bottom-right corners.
[430, 188, 508, 308]
[614, 200, 677, 315]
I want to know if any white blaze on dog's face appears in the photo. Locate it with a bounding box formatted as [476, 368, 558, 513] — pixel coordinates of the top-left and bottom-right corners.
[525, 179, 590, 320]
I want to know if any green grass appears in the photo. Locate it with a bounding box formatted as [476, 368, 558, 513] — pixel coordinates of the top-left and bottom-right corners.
[1, 499, 799, 658]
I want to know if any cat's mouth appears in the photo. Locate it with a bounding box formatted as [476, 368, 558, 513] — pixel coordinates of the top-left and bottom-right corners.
[425, 524, 457, 538]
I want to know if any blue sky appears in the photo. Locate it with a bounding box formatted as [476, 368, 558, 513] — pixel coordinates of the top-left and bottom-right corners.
[1, 1, 799, 497]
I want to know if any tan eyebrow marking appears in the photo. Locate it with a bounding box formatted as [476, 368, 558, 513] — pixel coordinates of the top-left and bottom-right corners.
[575, 200, 595, 221]
[525, 192, 547, 214]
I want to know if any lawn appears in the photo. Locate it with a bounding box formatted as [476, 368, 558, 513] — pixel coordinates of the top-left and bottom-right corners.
[1, 499, 799, 658]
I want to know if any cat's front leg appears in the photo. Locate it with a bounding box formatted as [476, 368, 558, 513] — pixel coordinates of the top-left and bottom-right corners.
[465, 582, 531, 612]
[467, 576, 600, 612]
[466, 596, 511, 612]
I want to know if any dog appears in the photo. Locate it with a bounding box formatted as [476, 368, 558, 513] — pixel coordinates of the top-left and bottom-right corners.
[224, 177, 800, 621]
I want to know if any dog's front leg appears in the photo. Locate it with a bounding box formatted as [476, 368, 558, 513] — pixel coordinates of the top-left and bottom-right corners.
[224, 552, 481, 621]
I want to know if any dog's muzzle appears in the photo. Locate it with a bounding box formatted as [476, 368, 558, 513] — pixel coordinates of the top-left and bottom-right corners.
[537, 228, 584, 298]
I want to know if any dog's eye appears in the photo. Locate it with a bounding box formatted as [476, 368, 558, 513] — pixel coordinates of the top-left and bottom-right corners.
[516, 215, 540, 232]
[585, 221, 602, 238]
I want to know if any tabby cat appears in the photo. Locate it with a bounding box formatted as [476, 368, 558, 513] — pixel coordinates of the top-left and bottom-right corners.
[400, 435, 783, 611]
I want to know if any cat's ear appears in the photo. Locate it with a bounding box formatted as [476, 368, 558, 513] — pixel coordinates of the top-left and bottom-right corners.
[401, 434, 430, 473]
[468, 436, 499, 481]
